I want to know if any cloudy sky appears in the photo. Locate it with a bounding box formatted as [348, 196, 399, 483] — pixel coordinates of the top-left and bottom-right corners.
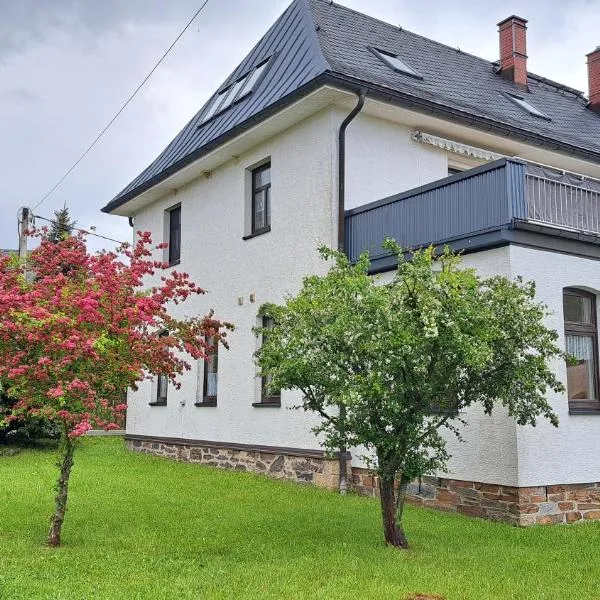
[1, 0, 598, 251]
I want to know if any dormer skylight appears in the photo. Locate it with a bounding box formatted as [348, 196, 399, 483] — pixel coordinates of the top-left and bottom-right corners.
[200, 58, 271, 125]
[372, 48, 422, 79]
[504, 92, 551, 120]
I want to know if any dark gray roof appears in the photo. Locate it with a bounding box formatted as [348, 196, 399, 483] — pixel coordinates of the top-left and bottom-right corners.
[103, 0, 600, 213]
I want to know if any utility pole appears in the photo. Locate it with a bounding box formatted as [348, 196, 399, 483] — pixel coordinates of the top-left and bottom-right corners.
[18, 207, 31, 275]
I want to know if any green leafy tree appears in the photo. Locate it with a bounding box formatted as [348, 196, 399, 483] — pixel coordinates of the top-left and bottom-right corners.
[256, 242, 564, 549]
[47, 207, 76, 242]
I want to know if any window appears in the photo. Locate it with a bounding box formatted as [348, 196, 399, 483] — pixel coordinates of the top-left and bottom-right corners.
[156, 374, 168, 405]
[564, 288, 599, 412]
[372, 48, 422, 79]
[167, 205, 181, 266]
[504, 92, 550, 120]
[251, 163, 271, 235]
[200, 337, 218, 406]
[199, 58, 271, 125]
[254, 316, 281, 407]
[151, 331, 169, 406]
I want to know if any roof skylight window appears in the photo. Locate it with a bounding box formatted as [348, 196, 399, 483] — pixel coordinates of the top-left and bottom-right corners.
[200, 58, 271, 125]
[372, 48, 421, 79]
[504, 92, 550, 120]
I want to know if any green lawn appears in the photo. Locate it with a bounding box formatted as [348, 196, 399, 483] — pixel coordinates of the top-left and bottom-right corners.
[0, 439, 598, 600]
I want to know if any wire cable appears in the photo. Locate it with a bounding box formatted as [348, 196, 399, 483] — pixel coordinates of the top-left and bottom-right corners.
[33, 214, 127, 245]
[33, 0, 211, 211]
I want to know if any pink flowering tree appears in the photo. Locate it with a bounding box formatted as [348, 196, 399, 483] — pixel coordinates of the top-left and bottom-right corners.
[0, 230, 231, 547]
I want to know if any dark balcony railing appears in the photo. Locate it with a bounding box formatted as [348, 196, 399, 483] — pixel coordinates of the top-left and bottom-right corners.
[345, 158, 600, 269]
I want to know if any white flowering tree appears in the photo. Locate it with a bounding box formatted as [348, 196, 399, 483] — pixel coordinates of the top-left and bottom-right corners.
[256, 242, 564, 549]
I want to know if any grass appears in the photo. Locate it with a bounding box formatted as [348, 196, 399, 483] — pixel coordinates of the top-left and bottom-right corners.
[0, 439, 599, 599]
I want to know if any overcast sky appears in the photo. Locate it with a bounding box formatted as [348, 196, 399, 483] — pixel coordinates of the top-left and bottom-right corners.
[1, 0, 598, 251]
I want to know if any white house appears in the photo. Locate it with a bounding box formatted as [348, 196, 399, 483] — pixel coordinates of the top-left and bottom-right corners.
[103, 0, 600, 525]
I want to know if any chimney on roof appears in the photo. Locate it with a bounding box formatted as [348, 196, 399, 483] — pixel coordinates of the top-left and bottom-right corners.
[588, 47, 600, 113]
[497, 16, 528, 89]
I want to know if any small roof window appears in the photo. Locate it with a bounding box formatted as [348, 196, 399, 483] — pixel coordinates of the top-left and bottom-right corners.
[504, 92, 550, 120]
[372, 48, 421, 79]
[200, 58, 271, 125]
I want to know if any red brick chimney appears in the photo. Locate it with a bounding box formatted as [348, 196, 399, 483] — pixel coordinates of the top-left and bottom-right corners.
[497, 16, 528, 89]
[588, 47, 600, 113]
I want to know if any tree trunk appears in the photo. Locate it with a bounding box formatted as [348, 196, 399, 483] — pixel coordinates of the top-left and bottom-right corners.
[379, 475, 409, 549]
[48, 430, 75, 547]
[338, 403, 347, 495]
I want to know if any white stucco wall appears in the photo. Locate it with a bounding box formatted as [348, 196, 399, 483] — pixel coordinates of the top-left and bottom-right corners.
[127, 106, 453, 455]
[508, 245, 600, 487]
[343, 112, 448, 210]
[127, 108, 338, 451]
[124, 98, 600, 489]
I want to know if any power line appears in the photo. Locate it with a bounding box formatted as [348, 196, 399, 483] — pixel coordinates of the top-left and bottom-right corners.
[34, 0, 211, 211]
[33, 214, 127, 245]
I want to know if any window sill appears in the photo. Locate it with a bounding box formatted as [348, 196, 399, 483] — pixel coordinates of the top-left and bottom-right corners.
[569, 405, 600, 415]
[252, 400, 281, 408]
[165, 259, 180, 268]
[195, 400, 217, 407]
[243, 226, 271, 241]
[149, 401, 167, 407]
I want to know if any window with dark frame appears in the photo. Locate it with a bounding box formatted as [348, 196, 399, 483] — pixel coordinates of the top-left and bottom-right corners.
[257, 316, 281, 406]
[200, 57, 271, 125]
[251, 163, 271, 235]
[201, 336, 218, 406]
[168, 205, 181, 266]
[152, 331, 169, 406]
[564, 288, 599, 412]
[372, 48, 422, 79]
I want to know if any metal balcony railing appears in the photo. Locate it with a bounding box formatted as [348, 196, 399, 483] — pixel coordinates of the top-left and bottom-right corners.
[524, 165, 600, 235]
[345, 158, 600, 269]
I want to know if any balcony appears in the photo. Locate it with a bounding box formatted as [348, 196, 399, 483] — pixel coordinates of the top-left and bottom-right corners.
[345, 158, 600, 271]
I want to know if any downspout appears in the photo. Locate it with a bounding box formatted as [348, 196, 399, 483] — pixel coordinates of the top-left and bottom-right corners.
[338, 89, 367, 252]
[337, 88, 367, 495]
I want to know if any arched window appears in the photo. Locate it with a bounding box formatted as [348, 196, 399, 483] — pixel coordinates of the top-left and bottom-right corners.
[563, 288, 599, 412]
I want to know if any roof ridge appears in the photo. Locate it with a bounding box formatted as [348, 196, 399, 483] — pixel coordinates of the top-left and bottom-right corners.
[301, 0, 332, 72]
[314, 0, 585, 99]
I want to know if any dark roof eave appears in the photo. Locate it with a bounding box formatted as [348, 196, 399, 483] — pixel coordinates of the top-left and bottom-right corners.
[324, 73, 600, 167]
[103, 70, 600, 215]
[102, 72, 333, 214]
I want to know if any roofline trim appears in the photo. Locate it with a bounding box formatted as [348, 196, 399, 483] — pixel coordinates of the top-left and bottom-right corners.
[103, 71, 600, 215]
[102, 73, 332, 214]
[324, 73, 600, 165]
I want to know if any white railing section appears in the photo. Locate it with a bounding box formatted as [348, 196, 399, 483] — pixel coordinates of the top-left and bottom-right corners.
[525, 173, 600, 236]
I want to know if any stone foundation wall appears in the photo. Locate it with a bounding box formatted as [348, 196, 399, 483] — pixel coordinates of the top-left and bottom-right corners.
[352, 468, 600, 526]
[126, 436, 349, 490]
[126, 436, 600, 526]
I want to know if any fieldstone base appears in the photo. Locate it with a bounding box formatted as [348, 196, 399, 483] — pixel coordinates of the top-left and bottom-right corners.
[352, 468, 600, 526]
[126, 436, 350, 490]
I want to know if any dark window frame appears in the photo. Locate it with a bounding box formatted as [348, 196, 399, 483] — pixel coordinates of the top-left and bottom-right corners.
[167, 204, 181, 267]
[503, 92, 551, 121]
[564, 288, 600, 413]
[197, 336, 218, 407]
[369, 47, 423, 80]
[250, 163, 271, 237]
[150, 332, 169, 406]
[199, 56, 272, 126]
[253, 316, 281, 407]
